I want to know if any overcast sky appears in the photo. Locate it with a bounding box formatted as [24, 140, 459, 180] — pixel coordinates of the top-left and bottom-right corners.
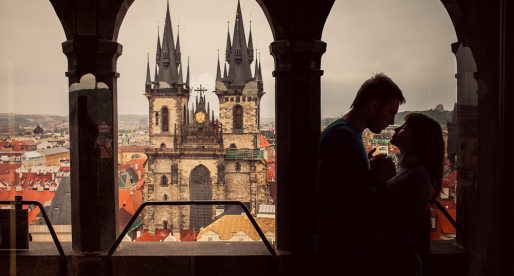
[0, 0, 457, 118]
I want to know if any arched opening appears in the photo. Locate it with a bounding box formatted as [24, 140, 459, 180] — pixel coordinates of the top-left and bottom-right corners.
[162, 107, 169, 132]
[163, 194, 168, 201]
[233, 105, 242, 129]
[161, 175, 168, 187]
[160, 143, 166, 150]
[189, 165, 212, 232]
[229, 143, 237, 149]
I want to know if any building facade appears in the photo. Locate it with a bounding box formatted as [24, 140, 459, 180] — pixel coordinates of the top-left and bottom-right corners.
[143, 1, 270, 237]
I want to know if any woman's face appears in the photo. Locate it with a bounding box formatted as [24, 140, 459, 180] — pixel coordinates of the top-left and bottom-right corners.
[390, 121, 413, 153]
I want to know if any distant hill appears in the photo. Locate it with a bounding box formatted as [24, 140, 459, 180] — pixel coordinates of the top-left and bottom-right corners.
[394, 110, 453, 130]
[118, 114, 148, 124]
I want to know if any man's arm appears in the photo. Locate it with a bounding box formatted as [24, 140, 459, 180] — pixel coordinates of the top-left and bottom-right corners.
[315, 160, 395, 203]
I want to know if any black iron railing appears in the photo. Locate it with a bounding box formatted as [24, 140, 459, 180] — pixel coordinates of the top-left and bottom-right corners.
[0, 198, 66, 276]
[433, 200, 464, 239]
[107, 200, 277, 275]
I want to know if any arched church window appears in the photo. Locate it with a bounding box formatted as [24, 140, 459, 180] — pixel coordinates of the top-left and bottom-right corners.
[155, 112, 159, 126]
[234, 106, 242, 129]
[162, 107, 169, 132]
[161, 175, 168, 187]
[160, 143, 166, 150]
[183, 105, 187, 125]
[189, 165, 212, 232]
[163, 194, 168, 201]
[230, 143, 237, 149]
[235, 162, 241, 172]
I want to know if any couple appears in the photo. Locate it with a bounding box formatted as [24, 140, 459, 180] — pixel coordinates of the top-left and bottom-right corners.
[314, 73, 444, 276]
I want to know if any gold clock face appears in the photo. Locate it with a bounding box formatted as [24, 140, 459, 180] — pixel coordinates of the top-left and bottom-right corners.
[195, 111, 206, 123]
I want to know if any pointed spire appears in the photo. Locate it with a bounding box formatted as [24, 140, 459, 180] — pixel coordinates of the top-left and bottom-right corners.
[248, 15, 254, 64]
[258, 50, 263, 86]
[223, 61, 228, 78]
[146, 53, 152, 84]
[226, 0, 252, 86]
[175, 20, 181, 68]
[156, 24, 161, 60]
[225, 17, 231, 62]
[158, 0, 178, 85]
[254, 49, 259, 80]
[216, 49, 222, 81]
[186, 56, 190, 89]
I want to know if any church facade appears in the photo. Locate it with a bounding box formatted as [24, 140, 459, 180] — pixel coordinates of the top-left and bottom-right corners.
[142, 0, 270, 237]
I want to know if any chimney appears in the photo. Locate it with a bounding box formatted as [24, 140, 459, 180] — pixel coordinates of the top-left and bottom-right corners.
[135, 164, 138, 170]
[19, 172, 22, 178]
[130, 189, 134, 195]
[52, 173, 55, 181]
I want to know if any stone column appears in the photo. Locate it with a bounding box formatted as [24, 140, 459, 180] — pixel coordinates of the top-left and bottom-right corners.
[50, 0, 134, 261]
[270, 39, 326, 269]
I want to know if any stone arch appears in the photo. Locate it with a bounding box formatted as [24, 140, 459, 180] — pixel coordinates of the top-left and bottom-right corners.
[233, 105, 243, 129]
[189, 165, 212, 232]
[230, 143, 237, 149]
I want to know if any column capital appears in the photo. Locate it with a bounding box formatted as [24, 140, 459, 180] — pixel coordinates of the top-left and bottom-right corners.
[62, 38, 123, 81]
[270, 39, 326, 76]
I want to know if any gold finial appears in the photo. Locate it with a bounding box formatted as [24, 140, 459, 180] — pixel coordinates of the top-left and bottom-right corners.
[178, 19, 180, 27]
[227, 15, 229, 23]
[250, 14, 252, 22]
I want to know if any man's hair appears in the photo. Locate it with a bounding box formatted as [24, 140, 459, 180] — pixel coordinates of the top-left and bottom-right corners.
[350, 73, 406, 109]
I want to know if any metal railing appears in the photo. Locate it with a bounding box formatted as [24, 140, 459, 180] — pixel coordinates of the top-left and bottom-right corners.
[433, 200, 464, 239]
[0, 198, 66, 276]
[226, 149, 264, 160]
[107, 200, 277, 275]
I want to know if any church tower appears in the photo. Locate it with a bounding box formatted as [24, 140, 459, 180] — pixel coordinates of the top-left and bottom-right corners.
[215, 0, 264, 150]
[214, 0, 268, 212]
[142, 0, 269, 239]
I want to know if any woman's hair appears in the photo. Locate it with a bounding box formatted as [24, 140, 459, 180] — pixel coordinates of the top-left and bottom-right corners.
[403, 112, 444, 201]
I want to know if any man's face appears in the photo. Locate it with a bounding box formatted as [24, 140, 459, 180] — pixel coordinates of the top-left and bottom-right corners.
[367, 99, 400, 133]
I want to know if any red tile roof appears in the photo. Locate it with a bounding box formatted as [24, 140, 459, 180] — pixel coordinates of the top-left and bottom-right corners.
[0, 163, 22, 174]
[119, 207, 134, 231]
[0, 190, 56, 223]
[180, 230, 198, 241]
[136, 178, 145, 190]
[260, 135, 271, 148]
[135, 229, 172, 242]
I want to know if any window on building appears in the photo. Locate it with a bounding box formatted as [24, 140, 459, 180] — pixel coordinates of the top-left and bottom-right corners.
[163, 194, 168, 201]
[155, 112, 159, 125]
[163, 220, 168, 229]
[234, 106, 242, 129]
[161, 175, 168, 187]
[162, 107, 169, 132]
[208, 237, 213, 242]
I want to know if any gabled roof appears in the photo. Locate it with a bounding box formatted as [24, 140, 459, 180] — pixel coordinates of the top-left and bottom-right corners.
[260, 134, 271, 148]
[197, 215, 275, 241]
[41, 176, 71, 225]
[180, 230, 198, 241]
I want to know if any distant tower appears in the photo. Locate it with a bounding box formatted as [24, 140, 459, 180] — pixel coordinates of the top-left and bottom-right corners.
[214, 0, 268, 211]
[215, 0, 264, 150]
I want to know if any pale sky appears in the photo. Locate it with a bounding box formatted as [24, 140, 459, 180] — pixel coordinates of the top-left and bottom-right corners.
[0, 0, 457, 118]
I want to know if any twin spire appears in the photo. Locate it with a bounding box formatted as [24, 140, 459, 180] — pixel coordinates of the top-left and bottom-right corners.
[222, 0, 255, 87]
[148, 0, 187, 88]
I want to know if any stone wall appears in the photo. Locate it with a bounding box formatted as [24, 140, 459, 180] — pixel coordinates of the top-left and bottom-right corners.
[148, 94, 189, 148]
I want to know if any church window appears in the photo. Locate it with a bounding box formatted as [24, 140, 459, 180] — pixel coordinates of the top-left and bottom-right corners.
[163, 194, 168, 201]
[163, 220, 168, 229]
[230, 143, 237, 149]
[183, 105, 187, 125]
[160, 143, 166, 150]
[234, 106, 243, 129]
[236, 96, 240, 102]
[162, 107, 169, 132]
[242, 97, 246, 102]
[161, 175, 168, 187]
[189, 165, 212, 232]
[230, 98, 234, 102]
[155, 112, 159, 126]
[225, 97, 228, 102]
[236, 162, 241, 171]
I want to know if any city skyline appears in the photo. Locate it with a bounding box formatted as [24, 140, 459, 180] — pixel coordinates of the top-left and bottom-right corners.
[0, 0, 457, 118]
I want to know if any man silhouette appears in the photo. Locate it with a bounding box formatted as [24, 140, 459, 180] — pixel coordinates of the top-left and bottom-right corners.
[313, 73, 405, 275]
